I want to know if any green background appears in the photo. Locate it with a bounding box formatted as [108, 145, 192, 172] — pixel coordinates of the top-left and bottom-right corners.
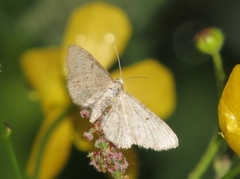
[1, 0, 240, 178]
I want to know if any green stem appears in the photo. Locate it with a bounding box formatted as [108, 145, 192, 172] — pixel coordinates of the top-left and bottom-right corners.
[32, 105, 73, 179]
[212, 52, 225, 94]
[221, 165, 240, 179]
[188, 51, 226, 179]
[188, 134, 222, 179]
[0, 120, 22, 179]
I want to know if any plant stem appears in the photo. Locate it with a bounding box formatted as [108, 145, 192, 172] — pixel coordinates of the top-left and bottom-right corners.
[188, 51, 226, 179]
[32, 105, 73, 179]
[212, 52, 225, 94]
[188, 134, 222, 179]
[0, 120, 22, 179]
[221, 165, 240, 179]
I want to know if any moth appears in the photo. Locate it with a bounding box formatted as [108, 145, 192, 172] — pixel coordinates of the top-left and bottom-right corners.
[66, 45, 178, 150]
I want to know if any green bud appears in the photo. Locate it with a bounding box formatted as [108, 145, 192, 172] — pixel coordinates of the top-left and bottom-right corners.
[195, 27, 224, 55]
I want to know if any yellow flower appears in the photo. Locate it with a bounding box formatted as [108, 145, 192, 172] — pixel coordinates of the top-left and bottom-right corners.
[218, 64, 240, 157]
[21, 47, 73, 179]
[21, 2, 176, 179]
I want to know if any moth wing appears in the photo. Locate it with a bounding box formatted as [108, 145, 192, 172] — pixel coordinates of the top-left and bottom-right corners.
[66, 45, 114, 106]
[102, 91, 179, 150]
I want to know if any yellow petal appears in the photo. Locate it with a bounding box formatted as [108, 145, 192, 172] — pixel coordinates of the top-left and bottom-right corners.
[21, 47, 70, 114]
[26, 108, 73, 179]
[62, 2, 132, 69]
[111, 59, 176, 119]
[21, 47, 74, 178]
[218, 64, 240, 157]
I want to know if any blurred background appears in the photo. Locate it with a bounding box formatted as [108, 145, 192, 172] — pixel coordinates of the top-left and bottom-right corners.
[1, 0, 240, 178]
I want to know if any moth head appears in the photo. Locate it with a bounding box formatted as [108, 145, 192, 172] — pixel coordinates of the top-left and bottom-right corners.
[115, 78, 124, 86]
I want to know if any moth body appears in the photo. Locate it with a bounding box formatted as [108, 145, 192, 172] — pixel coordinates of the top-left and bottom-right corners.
[84, 78, 123, 123]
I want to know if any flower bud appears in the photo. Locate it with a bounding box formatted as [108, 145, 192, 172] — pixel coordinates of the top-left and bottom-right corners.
[195, 27, 224, 55]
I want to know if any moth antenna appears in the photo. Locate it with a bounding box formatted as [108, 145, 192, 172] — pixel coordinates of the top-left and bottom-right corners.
[126, 76, 150, 80]
[113, 45, 122, 78]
